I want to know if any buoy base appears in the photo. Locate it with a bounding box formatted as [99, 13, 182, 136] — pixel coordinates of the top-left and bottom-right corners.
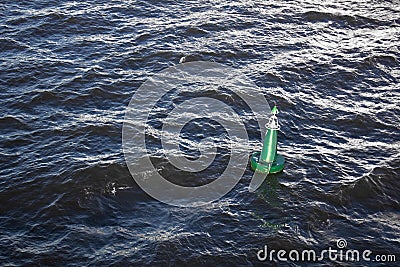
[250, 152, 285, 174]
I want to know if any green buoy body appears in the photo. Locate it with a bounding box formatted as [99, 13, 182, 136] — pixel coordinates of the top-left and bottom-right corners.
[250, 106, 285, 174]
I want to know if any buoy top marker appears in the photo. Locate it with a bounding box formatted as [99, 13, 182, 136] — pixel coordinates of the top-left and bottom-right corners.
[271, 105, 278, 115]
[266, 105, 280, 130]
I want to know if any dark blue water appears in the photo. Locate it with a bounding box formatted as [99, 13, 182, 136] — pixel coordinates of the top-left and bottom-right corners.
[1, 0, 399, 266]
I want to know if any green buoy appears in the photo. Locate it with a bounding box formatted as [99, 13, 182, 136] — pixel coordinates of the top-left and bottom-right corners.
[250, 105, 285, 174]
